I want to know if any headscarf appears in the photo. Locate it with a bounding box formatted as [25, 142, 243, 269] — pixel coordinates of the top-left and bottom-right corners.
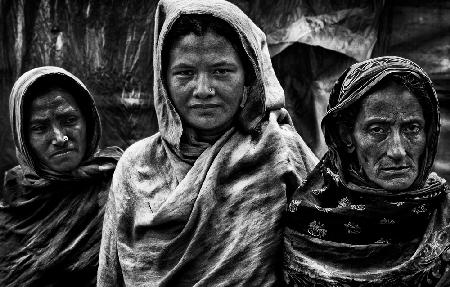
[0, 66, 122, 286]
[8, 66, 118, 186]
[153, 0, 285, 150]
[323, 55, 440, 192]
[284, 56, 450, 286]
[97, 0, 318, 286]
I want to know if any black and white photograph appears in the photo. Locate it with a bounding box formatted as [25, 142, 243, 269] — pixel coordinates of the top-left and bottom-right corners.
[0, 0, 449, 286]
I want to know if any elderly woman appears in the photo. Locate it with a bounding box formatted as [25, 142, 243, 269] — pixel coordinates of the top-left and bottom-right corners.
[284, 56, 450, 286]
[0, 66, 122, 286]
[97, 0, 317, 286]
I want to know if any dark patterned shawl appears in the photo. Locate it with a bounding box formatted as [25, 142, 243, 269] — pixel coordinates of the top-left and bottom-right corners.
[284, 56, 450, 286]
[0, 66, 123, 287]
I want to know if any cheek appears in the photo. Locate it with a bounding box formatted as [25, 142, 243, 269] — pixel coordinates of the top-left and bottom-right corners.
[223, 93, 242, 110]
[26, 134, 50, 165]
[222, 83, 244, 108]
[167, 81, 189, 111]
[78, 126, 87, 145]
[28, 133, 49, 154]
[78, 124, 88, 153]
[354, 133, 380, 165]
[408, 132, 427, 161]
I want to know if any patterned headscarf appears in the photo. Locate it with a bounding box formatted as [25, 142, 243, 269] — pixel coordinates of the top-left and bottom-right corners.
[284, 57, 450, 286]
[322, 56, 440, 193]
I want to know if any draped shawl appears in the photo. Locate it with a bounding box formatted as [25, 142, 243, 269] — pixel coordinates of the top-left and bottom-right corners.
[284, 56, 450, 286]
[97, 0, 318, 286]
[0, 66, 122, 287]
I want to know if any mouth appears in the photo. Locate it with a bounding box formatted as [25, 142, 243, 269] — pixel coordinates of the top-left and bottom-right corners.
[380, 166, 411, 173]
[190, 103, 220, 109]
[51, 148, 75, 158]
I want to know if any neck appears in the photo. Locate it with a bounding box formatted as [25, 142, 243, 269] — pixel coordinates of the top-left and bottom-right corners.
[184, 123, 233, 144]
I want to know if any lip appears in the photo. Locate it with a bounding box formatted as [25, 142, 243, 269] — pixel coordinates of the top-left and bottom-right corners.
[50, 148, 75, 158]
[380, 166, 411, 173]
[190, 103, 221, 109]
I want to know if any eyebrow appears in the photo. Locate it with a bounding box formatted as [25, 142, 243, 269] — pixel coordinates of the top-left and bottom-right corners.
[211, 61, 238, 67]
[169, 63, 193, 70]
[400, 116, 425, 124]
[364, 116, 425, 125]
[29, 117, 48, 124]
[56, 107, 80, 115]
[170, 60, 238, 70]
[29, 107, 80, 121]
[364, 117, 393, 125]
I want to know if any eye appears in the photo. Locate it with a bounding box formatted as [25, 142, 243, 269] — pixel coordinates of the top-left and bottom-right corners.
[368, 124, 386, 135]
[30, 124, 47, 133]
[403, 123, 422, 134]
[174, 70, 194, 77]
[213, 68, 230, 75]
[63, 116, 79, 126]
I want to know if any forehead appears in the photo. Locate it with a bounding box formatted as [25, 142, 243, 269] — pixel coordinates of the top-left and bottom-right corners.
[29, 89, 80, 115]
[358, 82, 424, 120]
[169, 31, 241, 62]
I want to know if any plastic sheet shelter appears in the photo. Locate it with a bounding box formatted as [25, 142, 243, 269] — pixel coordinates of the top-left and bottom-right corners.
[1, 0, 449, 186]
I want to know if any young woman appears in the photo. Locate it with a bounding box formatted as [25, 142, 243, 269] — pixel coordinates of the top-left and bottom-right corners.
[97, 0, 317, 286]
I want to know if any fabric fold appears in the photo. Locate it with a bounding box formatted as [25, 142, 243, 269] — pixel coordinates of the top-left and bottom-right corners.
[284, 56, 450, 286]
[0, 66, 123, 287]
[97, 1, 317, 286]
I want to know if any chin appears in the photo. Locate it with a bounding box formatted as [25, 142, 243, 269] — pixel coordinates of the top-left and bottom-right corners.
[377, 179, 414, 191]
[49, 159, 82, 173]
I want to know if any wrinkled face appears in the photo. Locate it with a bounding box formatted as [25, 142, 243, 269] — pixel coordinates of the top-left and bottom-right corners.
[350, 82, 426, 191]
[26, 89, 87, 172]
[166, 30, 245, 136]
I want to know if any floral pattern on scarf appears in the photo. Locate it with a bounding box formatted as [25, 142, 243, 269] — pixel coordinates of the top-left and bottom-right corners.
[284, 56, 450, 287]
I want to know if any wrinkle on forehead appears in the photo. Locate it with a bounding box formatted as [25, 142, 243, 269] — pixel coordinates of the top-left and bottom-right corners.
[29, 91, 81, 121]
[359, 83, 424, 124]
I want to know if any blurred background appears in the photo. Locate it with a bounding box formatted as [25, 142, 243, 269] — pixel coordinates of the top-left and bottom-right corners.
[1, 0, 449, 186]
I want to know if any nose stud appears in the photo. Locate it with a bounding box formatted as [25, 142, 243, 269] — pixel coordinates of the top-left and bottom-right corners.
[63, 136, 69, 142]
[209, 88, 215, 94]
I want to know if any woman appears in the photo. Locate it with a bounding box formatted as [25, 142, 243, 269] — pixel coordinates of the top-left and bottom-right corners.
[284, 56, 450, 286]
[0, 66, 123, 286]
[97, 0, 317, 286]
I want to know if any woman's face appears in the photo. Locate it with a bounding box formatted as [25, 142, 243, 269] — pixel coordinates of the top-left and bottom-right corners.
[348, 82, 426, 191]
[166, 30, 245, 136]
[26, 89, 87, 172]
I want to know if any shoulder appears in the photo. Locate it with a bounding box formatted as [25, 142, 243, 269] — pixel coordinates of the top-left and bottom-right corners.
[274, 120, 319, 173]
[249, 110, 318, 180]
[4, 165, 23, 184]
[112, 133, 164, 190]
[264, 109, 316, 157]
[109, 133, 165, 211]
[1, 165, 23, 204]
[3, 165, 28, 194]
[94, 146, 124, 161]
[118, 133, 162, 167]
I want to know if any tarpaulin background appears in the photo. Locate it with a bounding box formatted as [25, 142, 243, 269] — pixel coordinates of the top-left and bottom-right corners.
[1, 0, 449, 187]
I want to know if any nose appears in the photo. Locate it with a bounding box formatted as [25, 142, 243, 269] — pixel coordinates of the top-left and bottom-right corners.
[193, 73, 214, 99]
[386, 130, 406, 160]
[51, 125, 67, 146]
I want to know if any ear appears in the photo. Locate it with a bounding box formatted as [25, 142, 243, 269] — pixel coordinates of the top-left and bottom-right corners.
[338, 124, 355, 153]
